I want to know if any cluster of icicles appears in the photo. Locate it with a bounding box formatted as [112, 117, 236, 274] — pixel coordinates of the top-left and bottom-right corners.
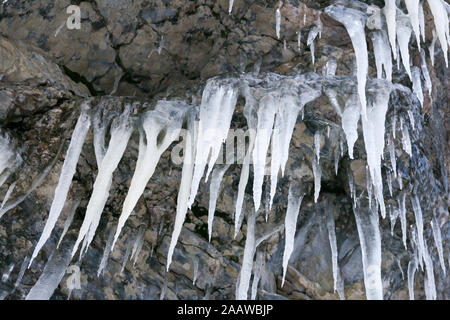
[0, 0, 448, 300]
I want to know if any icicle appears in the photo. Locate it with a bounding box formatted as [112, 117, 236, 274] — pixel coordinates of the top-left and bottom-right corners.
[427, 0, 449, 67]
[334, 146, 340, 176]
[411, 195, 425, 268]
[228, 0, 234, 14]
[312, 156, 321, 203]
[208, 164, 230, 241]
[397, 170, 403, 190]
[307, 25, 319, 66]
[160, 277, 168, 300]
[26, 237, 75, 300]
[405, 0, 421, 50]
[418, 2, 425, 42]
[401, 118, 412, 157]
[397, 15, 413, 80]
[236, 210, 256, 300]
[431, 216, 446, 275]
[192, 257, 199, 285]
[283, 39, 286, 51]
[30, 109, 91, 267]
[420, 50, 432, 99]
[234, 94, 256, 237]
[252, 97, 277, 212]
[407, 253, 418, 300]
[397, 259, 404, 280]
[0, 180, 16, 209]
[57, 198, 80, 248]
[411, 67, 424, 107]
[314, 131, 321, 162]
[281, 182, 304, 286]
[72, 105, 134, 258]
[97, 224, 115, 277]
[14, 255, 30, 288]
[2, 263, 14, 282]
[398, 192, 407, 248]
[387, 171, 393, 197]
[297, 31, 301, 51]
[167, 109, 197, 270]
[429, 30, 437, 66]
[407, 109, 415, 130]
[387, 137, 396, 179]
[341, 95, 361, 159]
[188, 80, 238, 208]
[131, 224, 146, 265]
[120, 240, 133, 275]
[384, 0, 397, 60]
[325, 5, 368, 118]
[112, 101, 185, 257]
[325, 203, 345, 300]
[423, 241, 437, 300]
[251, 251, 263, 300]
[354, 204, 383, 300]
[392, 113, 397, 139]
[276, 6, 281, 39]
[361, 80, 393, 219]
[371, 30, 393, 81]
[389, 204, 399, 235]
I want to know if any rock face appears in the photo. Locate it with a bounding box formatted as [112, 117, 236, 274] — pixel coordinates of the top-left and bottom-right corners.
[0, 0, 448, 300]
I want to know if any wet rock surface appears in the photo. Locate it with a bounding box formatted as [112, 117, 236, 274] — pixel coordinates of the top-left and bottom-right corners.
[0, 0, 449, 300]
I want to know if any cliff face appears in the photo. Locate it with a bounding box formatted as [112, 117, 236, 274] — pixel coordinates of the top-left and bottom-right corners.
[0, 0, 448, 300]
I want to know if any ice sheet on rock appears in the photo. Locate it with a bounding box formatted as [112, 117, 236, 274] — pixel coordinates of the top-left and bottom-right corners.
[411, 67, 424, 107]
[427, 0, 449, 67]
[112, 101, 186, 256]
[57, 198, 81, 248]
[72, 105, 134, 258]
[325, 5, 368, 117]
[354, 205, 383, 300]
[120, 240, 133, 275]
[282, 182, 304, 287]
[371, 30, 393, 82]
[396, 14, 413, 80]
[237, 210, 256, 300]
[167, 108, 197, 270]
[208, 164, 230, 241]
[431, 215, 446, 275]
[405, 0, 421, 50]
[30, 109, 91, 266]
[2, 263, 14, 283]
[188, 79, 238, 209]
